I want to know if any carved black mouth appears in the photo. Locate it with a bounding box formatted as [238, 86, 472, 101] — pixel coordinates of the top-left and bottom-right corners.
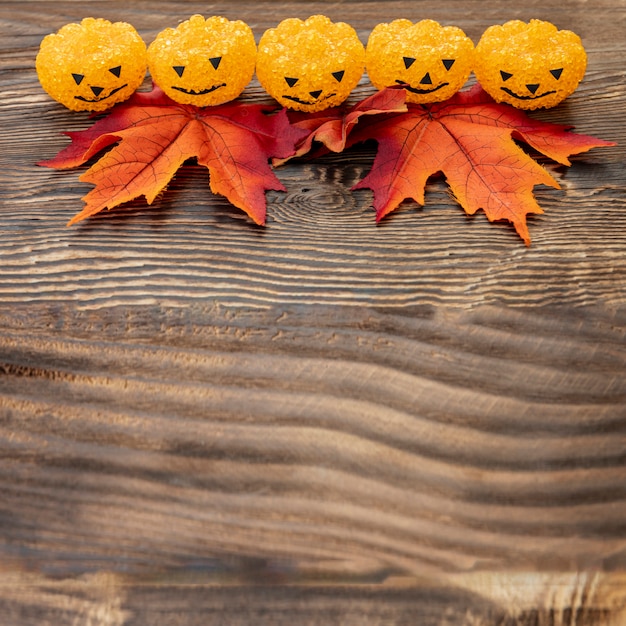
[501, 87, 557, 100]
[74, 84, 128, 102]
[396, 80, 449, 95]
[283, 92, 336, 105]
[172, 83, 226, 96]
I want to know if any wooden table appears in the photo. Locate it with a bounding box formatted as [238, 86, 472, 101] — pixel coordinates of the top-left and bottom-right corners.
[1, 1, 625, 624]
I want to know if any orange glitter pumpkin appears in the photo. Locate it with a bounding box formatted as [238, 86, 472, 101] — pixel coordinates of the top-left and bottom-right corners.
[36, 17, 147, 112]
[366, 19, 475, 103]
[147, 15, 256, 107]
[256, 15, 365, 112]
[474, 19, 587, 109]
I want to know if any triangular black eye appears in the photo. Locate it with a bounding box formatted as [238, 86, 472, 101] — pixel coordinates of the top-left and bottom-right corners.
[403, 57, 416, 70]
[209, 57, 222, 70]
[173, 66, 185, 77]
[109, 66, 122, 78]
[72, 73, 84, 85]
[500, 70, 513, 81]
[442, 59, 455, 70]
[332, 70, 345, 83]
[550, 68, 563, 80]
[285, 77, 299, 87]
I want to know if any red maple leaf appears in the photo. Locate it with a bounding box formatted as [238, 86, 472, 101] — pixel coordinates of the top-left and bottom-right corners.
[274, 87, 407, 165]
[349, 84, 615, 244]
[39, 86, 306, 226]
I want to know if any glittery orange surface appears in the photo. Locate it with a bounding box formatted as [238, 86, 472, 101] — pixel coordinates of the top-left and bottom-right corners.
[36, 17, 147, 112]
[256, 15, 365, 112]
[366, 19, 475, 104]
[147, 15, 256, 107]
[474, 19, 587, 110]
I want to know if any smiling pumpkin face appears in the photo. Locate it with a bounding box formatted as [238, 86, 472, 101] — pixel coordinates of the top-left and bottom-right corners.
[366, 19, 475, 104]
[257, 15, 365, 112]
[147, 15, 256, 107]
[148, 15, 256, 107]
[36, 18, 147, 112]
[474, 20, 587, 110]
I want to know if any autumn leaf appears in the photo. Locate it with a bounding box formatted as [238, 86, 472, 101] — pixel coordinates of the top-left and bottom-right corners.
[39, 86, 306, 225]
[274, 87, 407, 165]
[349, 84, 615, 244]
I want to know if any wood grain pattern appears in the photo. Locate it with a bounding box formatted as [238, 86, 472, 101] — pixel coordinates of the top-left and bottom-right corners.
[1, 1, 625, 624]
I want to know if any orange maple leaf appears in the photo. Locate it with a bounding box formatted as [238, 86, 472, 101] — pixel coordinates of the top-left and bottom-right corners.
[39, 86, 306, 226]
[350, 84, 615, 244]
[274, 87, 407, 165]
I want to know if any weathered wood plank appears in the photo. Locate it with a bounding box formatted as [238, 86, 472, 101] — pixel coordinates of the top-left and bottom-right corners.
[1, 571, 624, 626]
[1, 303, 625, 623]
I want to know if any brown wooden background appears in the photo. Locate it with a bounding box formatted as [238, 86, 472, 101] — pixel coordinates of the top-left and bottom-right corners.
[1, 1, 625, 624]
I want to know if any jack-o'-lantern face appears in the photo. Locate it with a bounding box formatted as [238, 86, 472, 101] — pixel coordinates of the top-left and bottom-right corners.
[257, 15, 365, 112]
[36, 18, 147, 112]
[147, 15, 256, 107]
[366, 19, 474, 104]
[474, 19, 587, 110]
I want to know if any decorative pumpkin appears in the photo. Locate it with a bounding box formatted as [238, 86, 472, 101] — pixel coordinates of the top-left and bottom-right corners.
[474, 19, 587, 110]
[256, 15, 365, 112]
[36, 17, 147, 112]
[147, 15, 256, 107]
[365, 19, 475, 104]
